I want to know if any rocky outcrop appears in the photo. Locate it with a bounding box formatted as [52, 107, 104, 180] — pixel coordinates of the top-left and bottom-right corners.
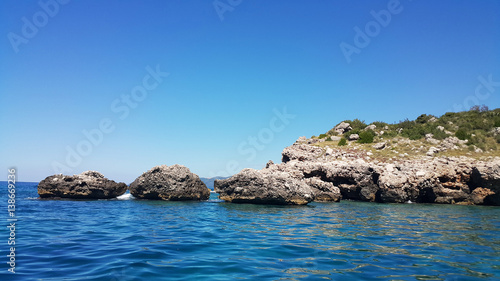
[282, 144, 323, 163]
[269, 142, 500, 206]
[348, 134, 359, 141]
[334, 122, 352, 135]
[130, 165, 210, 201]
[214, 168, 314, 205]
[38, 171, 127, 199]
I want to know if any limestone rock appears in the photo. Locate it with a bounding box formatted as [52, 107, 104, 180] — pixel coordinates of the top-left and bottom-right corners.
[214, 169, 314, 205]
[491, 127, 500, 136]
[38, 171, 127, 199]
[334, 122, 352, 135]
[427, 147, 439, 156]
[348, 134, 359, 141]
[365, 124, 376, 131]
[303, 177, 341, 202]
[282, 144, 323, 163]
[373, 142, 386, 150]
[129, 165, 210, 201]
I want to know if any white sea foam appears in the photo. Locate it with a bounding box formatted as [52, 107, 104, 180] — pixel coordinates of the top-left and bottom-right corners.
[116, 192, 135, 200]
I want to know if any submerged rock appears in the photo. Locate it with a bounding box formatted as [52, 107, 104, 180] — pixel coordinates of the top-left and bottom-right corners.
[38, 171, 127, 199]
[130, 164, 210, 201]
[214, 168, 314, 205]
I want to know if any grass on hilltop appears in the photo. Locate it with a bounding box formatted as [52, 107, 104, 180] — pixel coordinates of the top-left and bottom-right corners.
[312, 106, 500, 159]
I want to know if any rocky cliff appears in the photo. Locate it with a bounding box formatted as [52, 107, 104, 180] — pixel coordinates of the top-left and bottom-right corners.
[216, 138, 500, 206]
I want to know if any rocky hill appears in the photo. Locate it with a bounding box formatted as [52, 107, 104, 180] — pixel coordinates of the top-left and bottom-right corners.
[310, 106, 500, 159]
[215, 107, 500, 206]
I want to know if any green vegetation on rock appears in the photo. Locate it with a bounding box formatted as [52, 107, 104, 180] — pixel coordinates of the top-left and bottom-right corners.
[313, 106, 500, 158]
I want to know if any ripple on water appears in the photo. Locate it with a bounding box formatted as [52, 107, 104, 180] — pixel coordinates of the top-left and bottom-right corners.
[1, 183, 500, 280]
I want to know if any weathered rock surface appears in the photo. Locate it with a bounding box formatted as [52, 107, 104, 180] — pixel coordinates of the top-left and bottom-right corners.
[334, 122, 352, 135]
[348, 134, 359, 141]
[267, 142, 500, 205]
[38, 171, 127, 199]
[214, 168, 314, 205]
[130, 165, 210, 201]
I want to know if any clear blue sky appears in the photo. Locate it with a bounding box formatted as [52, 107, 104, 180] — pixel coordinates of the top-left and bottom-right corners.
[1, 0, 499, 183]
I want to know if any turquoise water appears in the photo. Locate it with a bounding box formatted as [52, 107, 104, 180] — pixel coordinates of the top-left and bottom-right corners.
[1, 182, 500, 280]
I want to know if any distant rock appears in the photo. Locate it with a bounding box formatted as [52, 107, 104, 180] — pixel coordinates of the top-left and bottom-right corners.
[427, 147, 439, 156]
[334, 122, 352, 135]
[329, 136, 341, 141]
[38, 171, 127, 199]
[426, 134, 440, 145]
[373, 142, 386, 150]
[282, 144, 323, 163]
[295, 136, 307, 143]
[438, 136, 466, 151]
[200, 176, 230, 190]
[214, 168, 314, 205]
[365, 124, 376, 131]
[491, 127, 500, 136]
[348, 134, 359, 141]
[130, 165, 210, 201]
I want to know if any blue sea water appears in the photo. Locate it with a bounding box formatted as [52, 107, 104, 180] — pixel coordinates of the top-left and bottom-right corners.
[1, 182, 500, 280]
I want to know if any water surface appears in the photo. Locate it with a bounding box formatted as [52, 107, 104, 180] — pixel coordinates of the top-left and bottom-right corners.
[1, 182, 499, 280]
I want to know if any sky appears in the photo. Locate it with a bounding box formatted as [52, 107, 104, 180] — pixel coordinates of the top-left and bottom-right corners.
[1, 0, 499, 183]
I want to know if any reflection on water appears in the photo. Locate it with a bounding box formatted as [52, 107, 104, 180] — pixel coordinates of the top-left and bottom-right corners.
[1, 183, 499, 280]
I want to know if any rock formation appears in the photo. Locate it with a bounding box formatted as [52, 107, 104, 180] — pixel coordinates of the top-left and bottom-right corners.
[38, 171, 127, 199]
[217, 139, 500, 206]
[214, 168, 314, 205]
[280, 141, 500, 205]
[130, 164, 210, 201]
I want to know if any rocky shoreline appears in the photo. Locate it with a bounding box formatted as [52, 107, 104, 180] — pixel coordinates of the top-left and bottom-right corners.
[38, 143, 500, 206]
[215, 139, 500, 206]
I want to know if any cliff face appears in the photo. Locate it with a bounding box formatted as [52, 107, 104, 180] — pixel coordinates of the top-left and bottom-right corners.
[275, 140, 500, 205]
[215, 140, 500, 206]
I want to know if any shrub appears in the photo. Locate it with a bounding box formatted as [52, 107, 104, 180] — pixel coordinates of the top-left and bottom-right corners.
[455, 129, 470, 141]
[495, 117, 500, 127]
[416, 114, 433, 124]
[432, 129, 448, 140]
[371, 121, 388, 128]
[338, 138, 347, 146]
[318, 134, 328, 139]
[401, 126, 426, 140]
[357, 130, 375, 144]
[382, 130, 398, 138]
[345, 119, 367, 131]
[397, 118, 415, 129]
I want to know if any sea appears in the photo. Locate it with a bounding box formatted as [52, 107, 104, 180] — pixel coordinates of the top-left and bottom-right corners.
[1, 181, 499, 280]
